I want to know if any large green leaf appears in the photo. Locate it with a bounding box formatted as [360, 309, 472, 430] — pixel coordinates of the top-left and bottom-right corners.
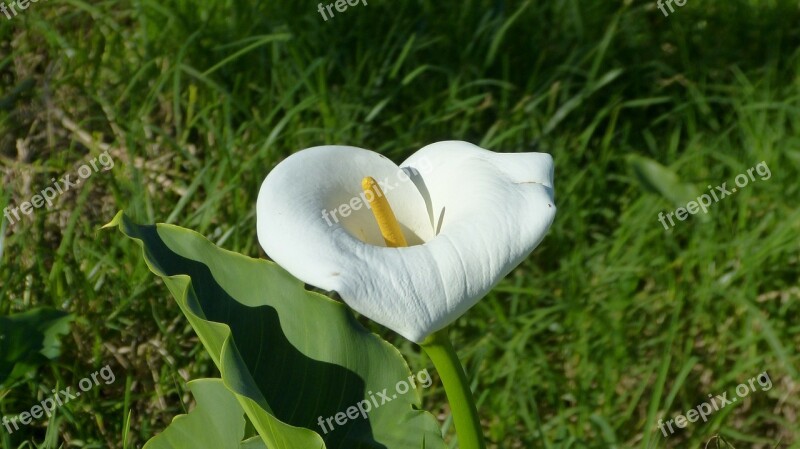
[143, 379, 267, 449]
[0, 308, 73, 388]
[108, 212, 445, 449]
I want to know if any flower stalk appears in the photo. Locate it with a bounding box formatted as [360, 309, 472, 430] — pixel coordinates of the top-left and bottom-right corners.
[421, 328, 486, 449]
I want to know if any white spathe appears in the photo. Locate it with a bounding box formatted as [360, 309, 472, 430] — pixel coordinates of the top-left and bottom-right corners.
[257, 141, 556, 343]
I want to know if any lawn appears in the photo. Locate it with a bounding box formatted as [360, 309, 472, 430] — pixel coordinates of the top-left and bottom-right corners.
[1, 0, 799, 448]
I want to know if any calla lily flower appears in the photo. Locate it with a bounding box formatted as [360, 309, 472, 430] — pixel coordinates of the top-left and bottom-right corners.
[257, 141, 555, 343]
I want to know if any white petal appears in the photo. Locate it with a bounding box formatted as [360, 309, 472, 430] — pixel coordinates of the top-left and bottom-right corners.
[257, 142, 555, 343]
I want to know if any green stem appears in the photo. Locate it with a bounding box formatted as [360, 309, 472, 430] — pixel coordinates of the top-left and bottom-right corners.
[420, 327, 486, 449]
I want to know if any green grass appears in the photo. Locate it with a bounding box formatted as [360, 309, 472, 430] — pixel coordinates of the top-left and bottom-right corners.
[1, 0, 799, 448]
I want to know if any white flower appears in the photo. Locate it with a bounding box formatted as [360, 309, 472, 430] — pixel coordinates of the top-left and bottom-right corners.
[257, 141, 555, 343]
